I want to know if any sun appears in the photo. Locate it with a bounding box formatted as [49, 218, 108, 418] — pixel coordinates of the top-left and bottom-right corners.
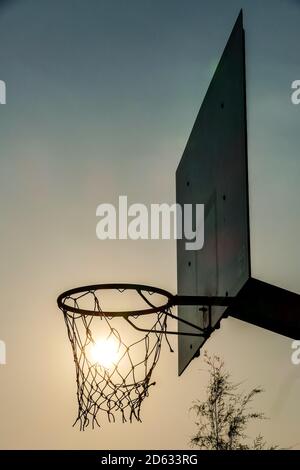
[90, 338, 119, 369]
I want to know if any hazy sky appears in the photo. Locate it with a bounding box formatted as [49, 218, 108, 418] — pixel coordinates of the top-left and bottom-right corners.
[0, 0, 299, 449]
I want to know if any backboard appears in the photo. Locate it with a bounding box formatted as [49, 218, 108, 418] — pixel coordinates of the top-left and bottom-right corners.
[176, 10, 300, 376]
[176, 11, 249, 375]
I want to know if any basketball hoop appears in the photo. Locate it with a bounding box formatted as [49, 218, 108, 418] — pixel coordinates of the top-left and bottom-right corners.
[57, 283, 232, 429]
[57, 284, 175, 429]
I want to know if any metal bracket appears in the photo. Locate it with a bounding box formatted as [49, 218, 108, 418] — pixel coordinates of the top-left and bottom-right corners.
[125, 295, 234, 338]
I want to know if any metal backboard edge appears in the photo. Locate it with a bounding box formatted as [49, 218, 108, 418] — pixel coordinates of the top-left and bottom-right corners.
[176, 11, 250, 375]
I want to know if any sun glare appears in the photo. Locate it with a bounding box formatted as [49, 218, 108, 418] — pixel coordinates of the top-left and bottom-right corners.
[90, 338, 119, 369]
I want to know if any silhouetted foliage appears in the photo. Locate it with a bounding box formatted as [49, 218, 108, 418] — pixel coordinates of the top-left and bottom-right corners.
[190, 352, 277, 450]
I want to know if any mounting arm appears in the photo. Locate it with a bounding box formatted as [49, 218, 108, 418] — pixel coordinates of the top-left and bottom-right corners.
[125, 295, 234, 338]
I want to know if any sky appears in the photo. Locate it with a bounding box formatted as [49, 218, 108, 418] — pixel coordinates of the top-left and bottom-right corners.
[0, 0, 299, 449]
